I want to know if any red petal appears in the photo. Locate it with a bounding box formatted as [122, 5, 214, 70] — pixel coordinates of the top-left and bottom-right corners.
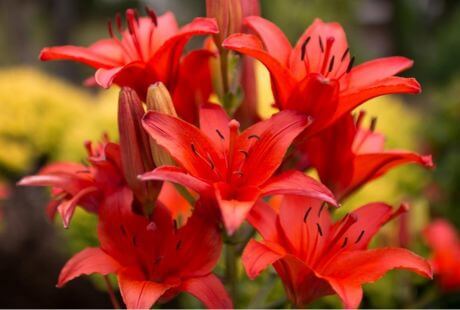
[118, 268, 173, 309]
[289, 19, 349, 80]
[346, 56, 414, 90]
[323, 248, 432, 309]
[57, 247, 120, 287]
[58, 186, 98, 228]
[158, 182, 193, 221]
[285, 73, 339, 135]
[223, 33, 296, 105]
[181, 274, 233, 309]
[95, 62, 145, 89]
[337, 76, 421, 123]
[151, 12, 180, 51]
[152, 17, 218, 84]
[261, 170, 337, 206]
[140, 166, 212, 195]
[142, 112, 224, 180]
[174, 207, 223, 277]
[199, 103, 230, 151]
[39, 39, 123, 68]
[214, 183, 261, 235]
[173, 50, 215, 124]
[334, 202, 395, 250]
[340, 151, 433, 200]
[244, 16, 292, 65]
[279, 195, 333, 262]
[246, 200, 278, 240]
[238, 110, 311, 186]
[242, 239, 286, 279]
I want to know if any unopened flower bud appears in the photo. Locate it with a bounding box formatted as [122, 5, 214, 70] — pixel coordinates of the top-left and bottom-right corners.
[146, 83, 177, 167]
[206, 0, 244, 48]
[118, 88, 160, 212]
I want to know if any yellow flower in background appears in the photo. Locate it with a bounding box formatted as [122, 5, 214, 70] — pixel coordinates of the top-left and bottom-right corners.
[0, 67, 117, 175]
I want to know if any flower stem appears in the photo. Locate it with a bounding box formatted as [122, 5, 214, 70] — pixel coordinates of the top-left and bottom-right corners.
[103, 275, 121, 309]
[224, 234, 238, 302]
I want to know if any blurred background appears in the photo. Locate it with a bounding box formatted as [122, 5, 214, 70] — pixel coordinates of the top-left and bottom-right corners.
[0, 0, 459, 308]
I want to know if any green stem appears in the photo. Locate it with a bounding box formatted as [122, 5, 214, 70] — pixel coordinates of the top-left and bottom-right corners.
[220, 49, 230, 97]
[103, 275, 121, 309]
[224, 235, 238, 302]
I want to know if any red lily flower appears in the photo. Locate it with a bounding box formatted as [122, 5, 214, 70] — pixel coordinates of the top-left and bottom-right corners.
[424, 219, 460, 292]
[303, 112, 433, 201]
[40, 9, 218, 122]
[243, 196, 432, 308]
[140, 103, 336, 234]
[57, 188, 232, 309]
[18, 137, 125, 228]
[223, 17, 421, 134]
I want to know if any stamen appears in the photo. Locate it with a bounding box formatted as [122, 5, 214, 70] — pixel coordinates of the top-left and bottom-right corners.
[346, 56, 355, 73]
[107, 20, 115, 38]
[355, 110, 366, 128]
[316, 223, 323, 236]
[191, 143, 198, 155]
[301, 36, 311, 60]
[173, 220, 178, 232]
[145, 6, 158, 26]
[131, 235, 137, 246]
[341, 237, 348, 248]
[207, 154, 215, 170]
[303, 207, 312, 223]
[318, 202, 327, 218]
[176, 240, 182, 250]
[318, 36, 324, 53]
[248, 134, 260, 140]
[355, 230, 365, 243]
[115, 13, 123, 33]
[370, 117, 377, 132]
[341, 47, 350, 62]
[328, 56, 335, 73]
[216, 129, 225, 140]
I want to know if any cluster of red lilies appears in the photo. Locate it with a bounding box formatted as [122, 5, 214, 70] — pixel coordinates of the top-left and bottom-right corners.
[19, 1, 448, 308]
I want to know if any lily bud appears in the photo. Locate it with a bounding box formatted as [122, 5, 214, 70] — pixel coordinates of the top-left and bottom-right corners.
[118, 88, 160, 212]
[206, 0, 247, 48]
[145, 82, 176, 167]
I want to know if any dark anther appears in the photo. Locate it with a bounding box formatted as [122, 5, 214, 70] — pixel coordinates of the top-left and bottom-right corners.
[341, 237, 348, 248]
[301, 36, 311, 60]
[120, 225, 127, 237]
[191, 143, 198, 155]
[341, 47, 350, 62]
[346, 56, 355, 73]
[131, 235, 137, 246]
[239, 150, 249, 158]
[216, 129, 225, 140]
[328, 56, 335, 73]
[233, 171, 243, 177]
[370, 117, 377, 132]
[355, 230, 365, 243]
[145, 6, 158, 26]
[248, 134, 260, 140]
[316, 223, 323, 236]
[303, 207, 312, 223]
[318, 202, 327, 217]
[206, 154, 215, 170]
[318, 36, 324, 53]
[173, 220, 178, 231]
[176, 240, 182, 250]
